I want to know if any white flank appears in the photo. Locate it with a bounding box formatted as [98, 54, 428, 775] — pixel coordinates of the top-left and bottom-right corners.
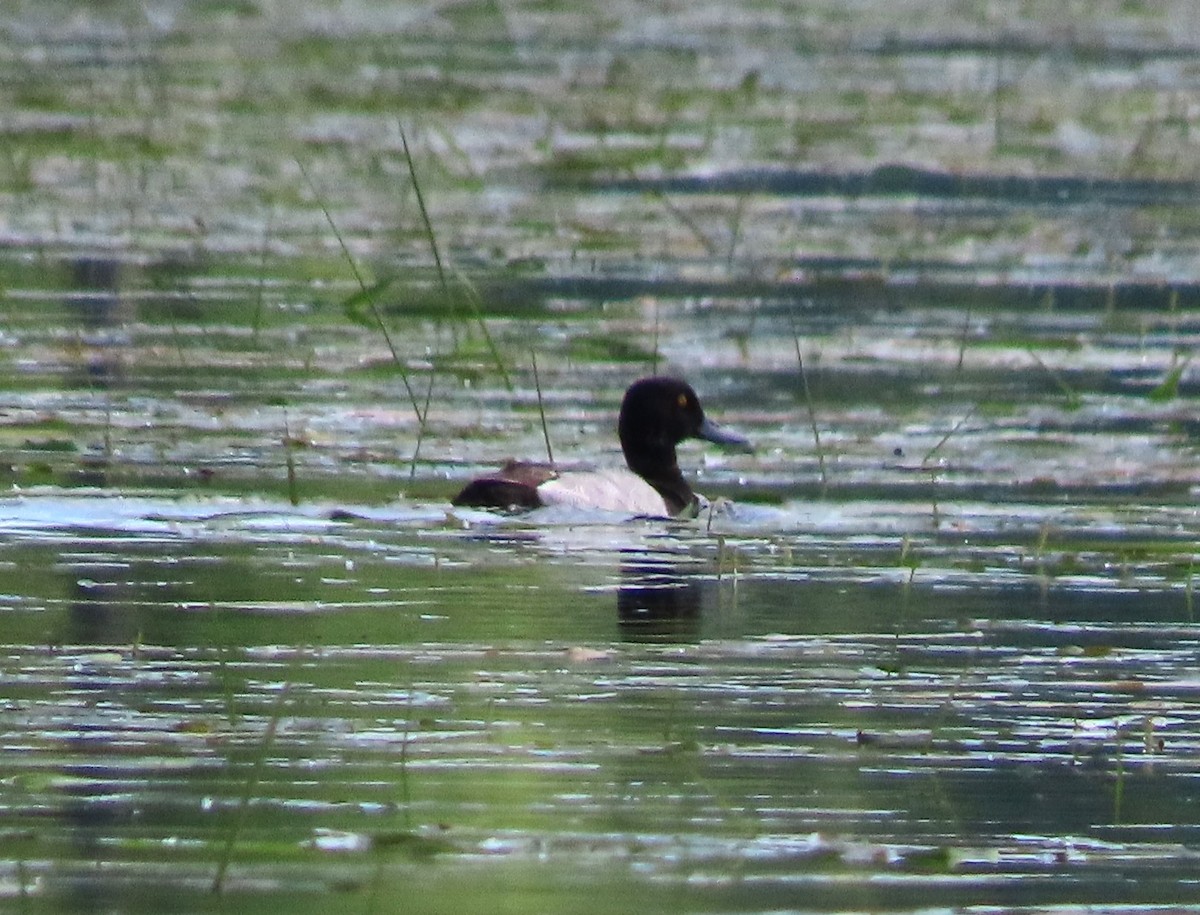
[537, 468, 669, 516]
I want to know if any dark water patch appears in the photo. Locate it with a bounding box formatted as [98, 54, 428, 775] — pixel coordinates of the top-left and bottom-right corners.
[855, 33, 1200, 65]
[739, 478, 1197, 510]
[568, 163, 1200, 207]
[481, 270, 1200, 318]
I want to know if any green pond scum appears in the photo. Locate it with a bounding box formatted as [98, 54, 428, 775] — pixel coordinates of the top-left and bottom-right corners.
[3, 0, 1200, 912]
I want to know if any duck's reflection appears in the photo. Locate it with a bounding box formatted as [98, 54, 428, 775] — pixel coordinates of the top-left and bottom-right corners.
[58, 564, 142, 913]
[67, 254, 126, 487]
[68, 254, 126, 389]
[617, 548, 705, 640]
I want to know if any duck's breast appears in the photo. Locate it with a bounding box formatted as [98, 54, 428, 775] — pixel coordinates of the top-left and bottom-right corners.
[536, 468, 670, 516]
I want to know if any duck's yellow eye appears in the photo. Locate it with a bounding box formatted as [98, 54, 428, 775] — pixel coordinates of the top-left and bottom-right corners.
[677, 393, 689, 408]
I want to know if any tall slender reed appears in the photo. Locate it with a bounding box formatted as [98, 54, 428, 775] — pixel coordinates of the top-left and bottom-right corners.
[1025, 348, 1080, 409]
[650, 298, 661, 376]
[1112, 726, 1126, 825]
[647, 184, 718, 256]
[1186, 558, 1195, 623]
[955, 306, 972, 372]
[408, 371, 436, 481]
[298, 157, 431, 480]
[251, 207, 273, 344]
[1150, 287, 1192, 402]
[401, 129, 447, 290]
[531, 350, 554, 465]
[724, 193, 747, 273]
[921, 405, 976, 466]
[790, 310, 828, 494]
[282, 405, 299, 506]
[297, 159, 424, 422]
[1034, 522, 1052, 609]
[450, 269, 512, 390]
[399, 127, 511, 390]
[211, 681, 292, 894]
[920, 405, 976, 529]
[894, 535, 918, 673]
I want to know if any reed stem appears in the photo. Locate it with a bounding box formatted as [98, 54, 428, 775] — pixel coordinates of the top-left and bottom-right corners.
[211, 681, 291, 894]
[790, 311, 827, 493]
[531, 350, 554, 465]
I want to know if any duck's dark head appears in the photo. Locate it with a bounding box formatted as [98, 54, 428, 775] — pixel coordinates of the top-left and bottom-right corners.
[617, 377, 750, 513]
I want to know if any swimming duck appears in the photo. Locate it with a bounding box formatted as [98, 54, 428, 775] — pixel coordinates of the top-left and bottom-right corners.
[452, 376, 751, 518]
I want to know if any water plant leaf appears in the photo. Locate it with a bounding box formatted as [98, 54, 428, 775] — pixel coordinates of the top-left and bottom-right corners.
[342, 276, 398, 328]
[22, 438, 76, 452]
[900, 845, 954, 873]
[372, 829, 457, 859]
[1148, 355, 1192, 402]
[1025, 348, 1082, 409]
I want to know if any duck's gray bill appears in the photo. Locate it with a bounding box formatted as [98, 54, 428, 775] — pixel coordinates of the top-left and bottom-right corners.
[696, 417, 753, 452]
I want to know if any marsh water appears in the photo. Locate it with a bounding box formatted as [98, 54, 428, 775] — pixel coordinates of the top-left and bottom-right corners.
[4, 2, 1200, 913]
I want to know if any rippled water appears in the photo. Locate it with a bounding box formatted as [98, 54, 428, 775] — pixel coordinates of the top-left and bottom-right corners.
[4, 489, 1200, 911]
[4, 1, 1200, 913]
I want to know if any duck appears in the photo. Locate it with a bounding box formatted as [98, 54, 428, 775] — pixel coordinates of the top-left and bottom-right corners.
[452, 376, 751, 518]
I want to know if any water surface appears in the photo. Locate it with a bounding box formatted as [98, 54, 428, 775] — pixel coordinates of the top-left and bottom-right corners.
[2, 1, 1200, 912]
